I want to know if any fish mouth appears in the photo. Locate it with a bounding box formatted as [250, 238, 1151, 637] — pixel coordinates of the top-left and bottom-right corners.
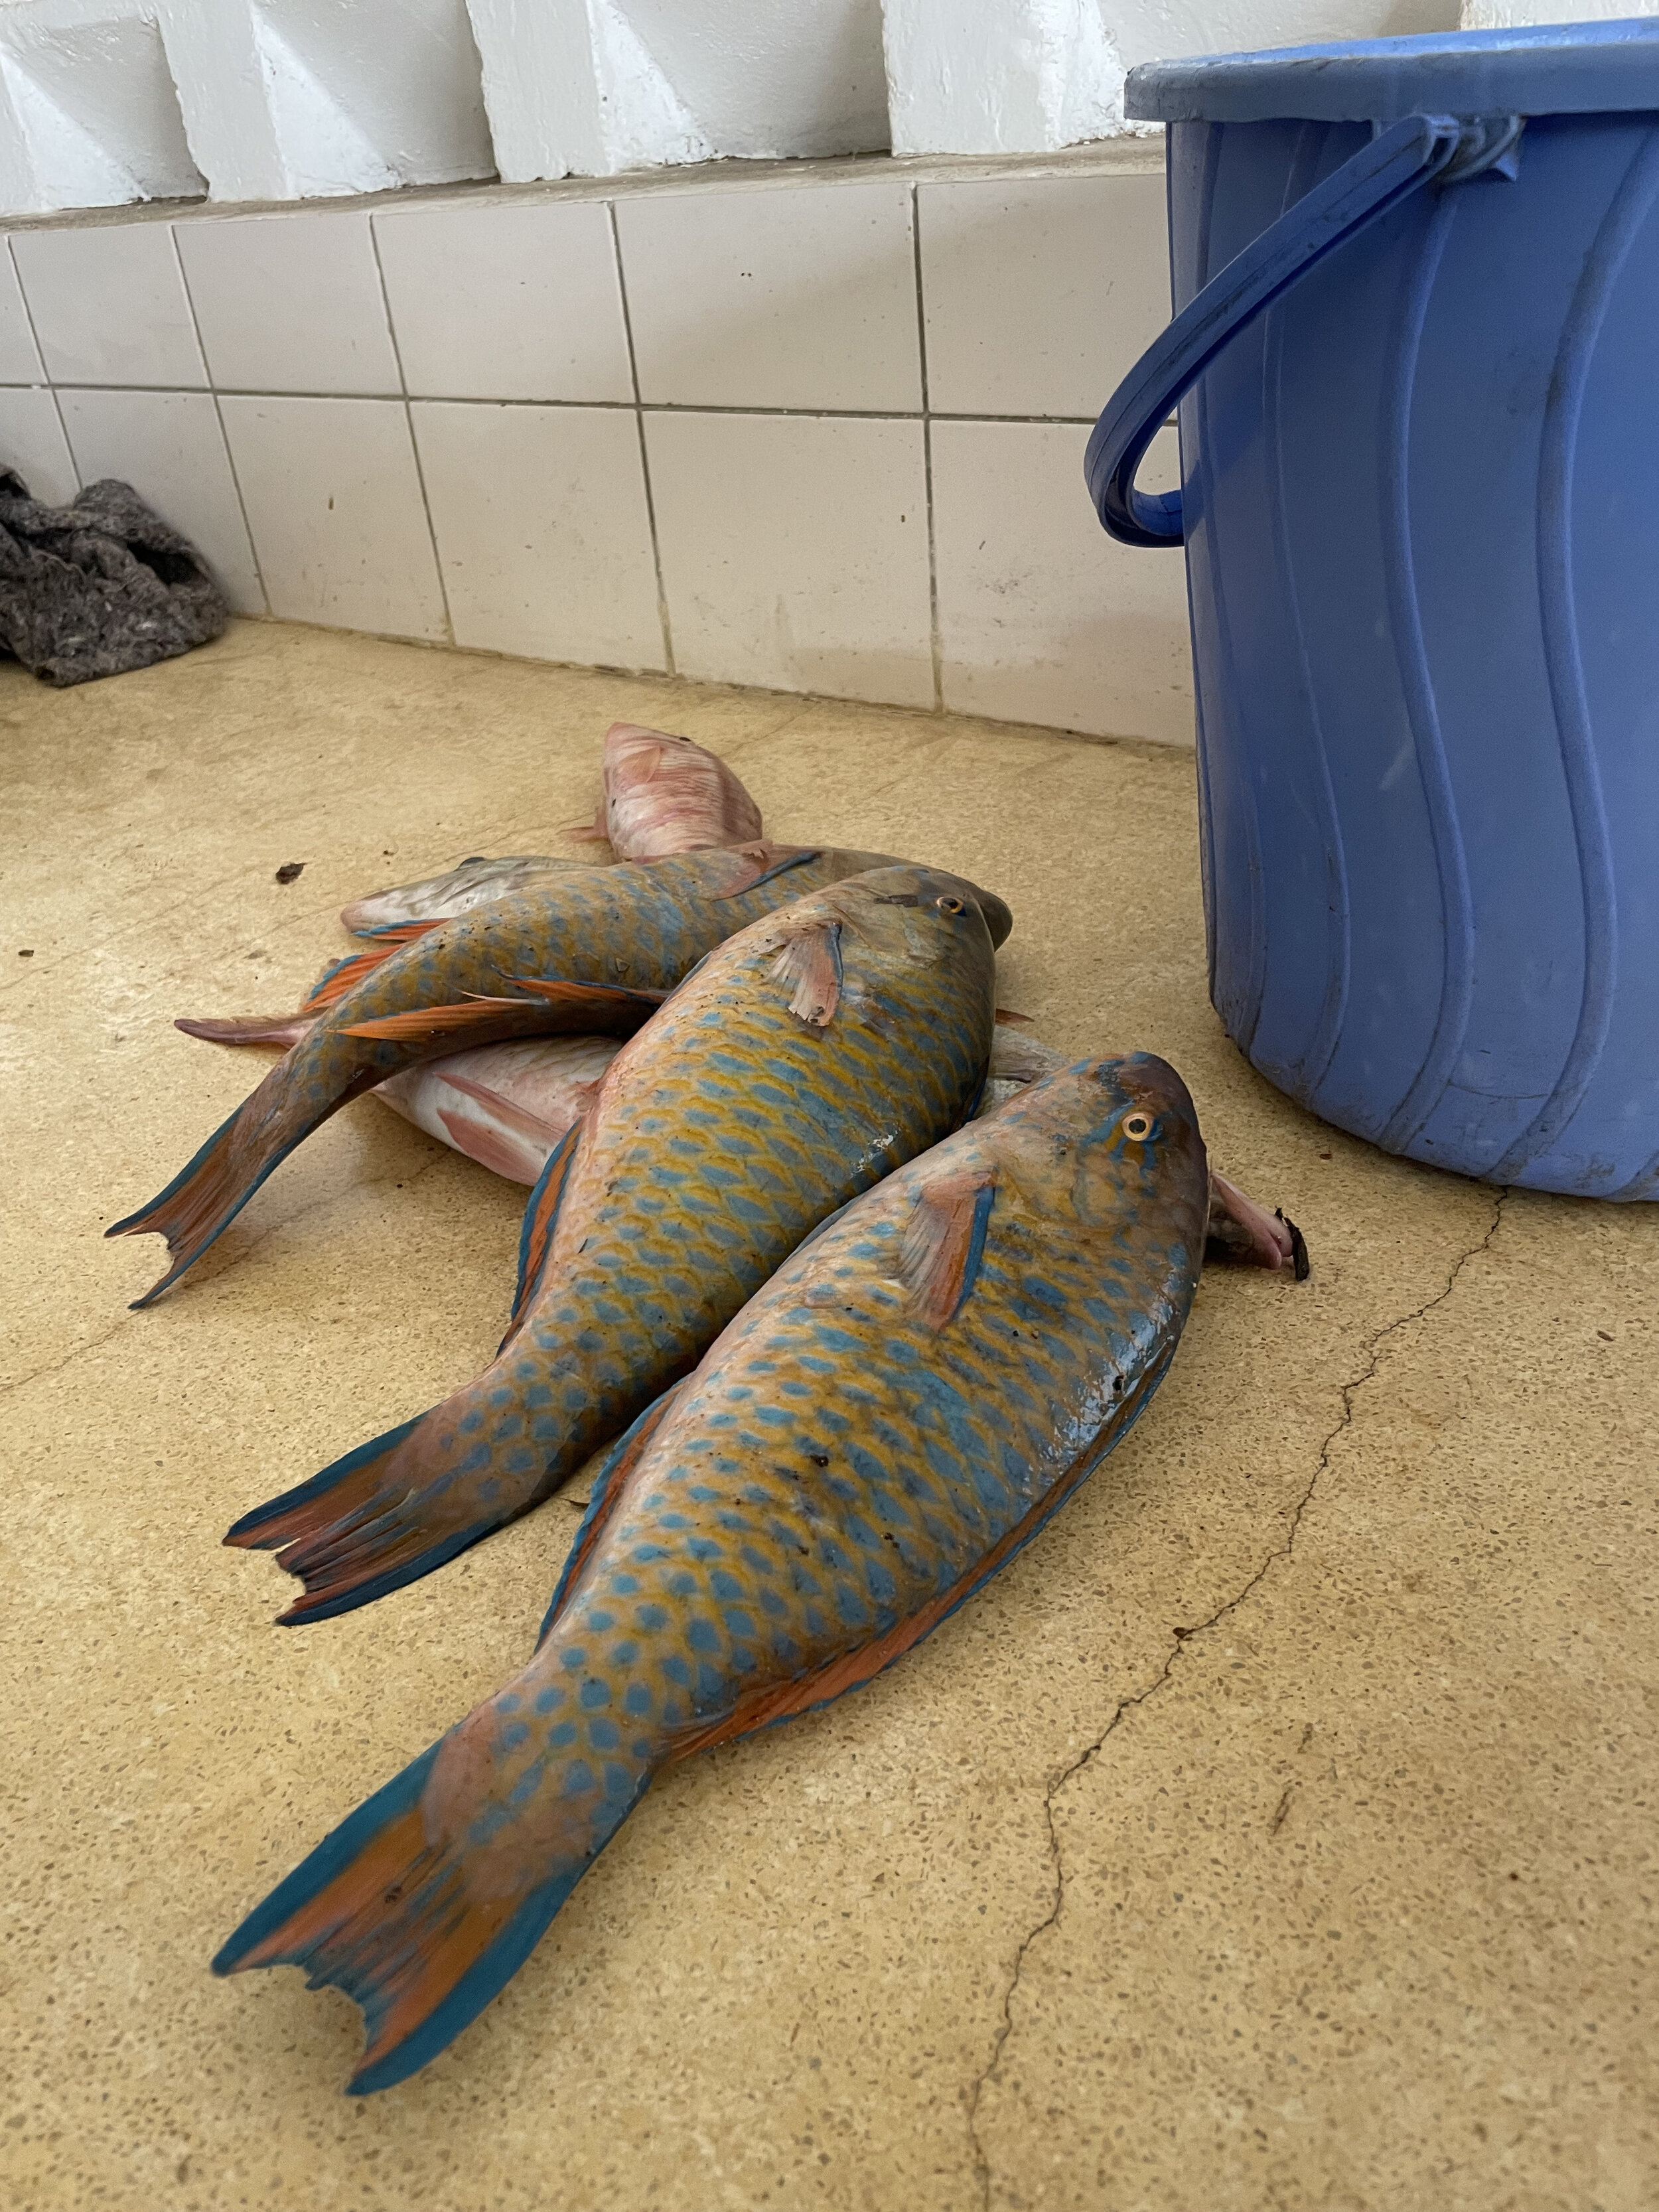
[974, 888, 1014, 948]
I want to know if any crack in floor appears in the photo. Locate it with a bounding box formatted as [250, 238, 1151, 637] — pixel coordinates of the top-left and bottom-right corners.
[963, 1189, 1509, 2209]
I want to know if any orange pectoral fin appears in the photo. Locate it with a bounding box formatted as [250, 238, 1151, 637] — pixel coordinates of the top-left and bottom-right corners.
[769, 921, 842, 1027]
[895, 1171, 997, 1331]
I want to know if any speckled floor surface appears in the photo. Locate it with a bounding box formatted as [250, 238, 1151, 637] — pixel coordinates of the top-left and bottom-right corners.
[5, 621, 1656, 2211]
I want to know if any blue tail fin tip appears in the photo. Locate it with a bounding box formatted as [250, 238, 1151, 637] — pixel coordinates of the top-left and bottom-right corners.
[224, 1414, 427, 1543]
[212, 1739, 445, 1977]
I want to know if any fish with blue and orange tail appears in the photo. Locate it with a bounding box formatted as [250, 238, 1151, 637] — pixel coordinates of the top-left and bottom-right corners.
[109, 842, 1007, 1307]
[222, 865, 1001, 1622]
[212, 1051, 1224, 2093]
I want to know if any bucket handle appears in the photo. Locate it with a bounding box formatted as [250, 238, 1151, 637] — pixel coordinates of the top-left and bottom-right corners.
[1086, 111, 1523, 548]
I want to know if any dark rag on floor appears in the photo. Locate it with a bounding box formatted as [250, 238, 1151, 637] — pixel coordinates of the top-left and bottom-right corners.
[0, 471, 228, 686]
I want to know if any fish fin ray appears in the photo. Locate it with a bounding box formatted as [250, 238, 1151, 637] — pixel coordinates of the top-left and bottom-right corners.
[895, 1173, 997, 1331]
[340, 999, 534, 1044]
[174, 1013, 314, 1048]
[106, 1065, 376, 1305]
[704, 842, 823, 898]
[211, 1732, 625, 2094]
[502, 1120, 582, 1345]
[223, 1413, 513, 1623]
[435, 1105, 549, 1185]
[769, 921, 842, 1028]
[303, 925, 441, 1011]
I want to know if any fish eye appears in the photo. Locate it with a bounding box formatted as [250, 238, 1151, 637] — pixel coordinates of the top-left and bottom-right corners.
[457, 856, 487, 867]
[1122, 1110, 1156, 1142]
[935, 895, 965, 915]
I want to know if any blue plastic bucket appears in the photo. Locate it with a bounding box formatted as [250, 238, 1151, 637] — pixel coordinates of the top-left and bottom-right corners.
[1087, 21, 1659, 1197]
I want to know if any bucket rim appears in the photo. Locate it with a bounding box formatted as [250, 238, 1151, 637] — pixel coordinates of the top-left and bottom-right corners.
[1127, 18, 1659, 126]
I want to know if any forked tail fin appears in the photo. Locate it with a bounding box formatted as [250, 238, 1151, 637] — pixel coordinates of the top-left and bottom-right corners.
[106, 1059, 378, 1306]
[212, 1706, 649, 2093]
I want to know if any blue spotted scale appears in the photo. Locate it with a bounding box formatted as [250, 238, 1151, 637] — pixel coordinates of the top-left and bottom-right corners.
[222, 865, 1000, 1623]
[107, 840, 1010, 1306]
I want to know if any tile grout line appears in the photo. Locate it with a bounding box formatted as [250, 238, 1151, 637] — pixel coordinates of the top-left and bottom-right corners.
[167, 222, 271, 616]
[368, 213, 455, 648]
[609, 198, 676, 679]
[3, 379, 1103, 429]
[910, 183, 943, 716]
[7, 234, 78, 494]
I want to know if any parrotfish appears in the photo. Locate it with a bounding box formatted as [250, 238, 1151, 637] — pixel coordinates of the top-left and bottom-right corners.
[109, 842, 1009, 1306]
[566, 722, 764, 861]
[213, 1051, 1218, 2093]
[340, 723, 764, 934]
[222, 865, 1001, 1622]
[340, 856, 584, 938]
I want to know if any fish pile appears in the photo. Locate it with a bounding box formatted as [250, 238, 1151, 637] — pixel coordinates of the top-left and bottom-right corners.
[110, 718, 1305, 2093]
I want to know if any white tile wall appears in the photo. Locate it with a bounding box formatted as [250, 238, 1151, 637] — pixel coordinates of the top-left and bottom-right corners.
[177, 213, 401, 396]
[0, 387, 78, 505]
[646, 411, 932, 707]
[11, 224, 205, 388]
[220, 396, 446, 639]
[413, 402, 663, 668]
[918, 173, 1169, 419]
[618, 181, 922, 413]
[932, 421, 1190, 743]
[0, 246, 43, 384]
[1, 163, 1191, 741]
[57, 389, 263, 615]
[374, 201, 632, 404]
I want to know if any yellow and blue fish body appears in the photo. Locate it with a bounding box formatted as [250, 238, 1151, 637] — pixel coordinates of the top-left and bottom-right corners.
[109, 842, 1010, 1305]
[214, 1051, 1210, 2093]
[224, 865, 1001, 1621]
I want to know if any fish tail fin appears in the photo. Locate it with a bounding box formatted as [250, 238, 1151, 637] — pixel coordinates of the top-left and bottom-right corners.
[212, 1720, 642, 2093]
[106, 1058, 354, 1305]
[224, 1377, 567, 1621]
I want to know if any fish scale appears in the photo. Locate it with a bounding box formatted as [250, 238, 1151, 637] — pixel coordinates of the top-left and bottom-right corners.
[110, 842, 1001, 1305]
[224, 867, 999, 1623]
[214, 1053, 1212, 2095]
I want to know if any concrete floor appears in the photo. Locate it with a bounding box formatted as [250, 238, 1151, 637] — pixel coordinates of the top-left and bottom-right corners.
[5, 620, 1656, 2212]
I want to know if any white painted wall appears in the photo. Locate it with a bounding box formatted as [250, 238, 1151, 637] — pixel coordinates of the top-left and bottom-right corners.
[883, 1, 1463, 157]
[467, 0, 890, 183]
[1461, 0, 1657, 23]
[0, 0, 1490, 216]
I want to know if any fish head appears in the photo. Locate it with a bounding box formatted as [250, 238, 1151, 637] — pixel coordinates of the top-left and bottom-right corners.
[340, 855, 567, 934]
[830, 863, 1012, 956]
[824, 865, 1002, 976]
[602, 722, 765, 859]
[1000, 1051, 1210, 1254]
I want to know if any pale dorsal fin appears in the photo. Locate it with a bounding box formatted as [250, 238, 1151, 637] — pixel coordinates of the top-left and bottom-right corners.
[895, 1170, 997, 1330]
[770, 921, 843, 1027]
